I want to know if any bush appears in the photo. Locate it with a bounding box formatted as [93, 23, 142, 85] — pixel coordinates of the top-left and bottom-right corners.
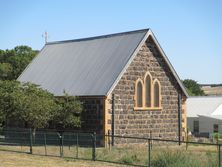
[212, 133, 222, 139]
[52, 93, 83, 129]
[0, 81, 57, 129]
[120, 154, 139, 165]
[0, 81, 83, 130]
[152, 150, 201, 167]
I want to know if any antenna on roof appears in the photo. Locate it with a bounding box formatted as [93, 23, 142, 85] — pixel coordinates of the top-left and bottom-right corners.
[42, 31, 49, 44]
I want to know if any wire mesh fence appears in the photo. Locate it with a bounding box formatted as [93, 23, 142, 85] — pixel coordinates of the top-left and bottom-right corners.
[102, 134, 221, 167]
[0, 128, 221, 167]
[0, 128, 30, 153]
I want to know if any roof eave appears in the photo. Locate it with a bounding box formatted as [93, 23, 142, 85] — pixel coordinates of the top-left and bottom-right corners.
[148, 30, 189, 97]
[106, 29, 189, 98]
[17, 45, 47, 81]
[106, 29, 150, 96]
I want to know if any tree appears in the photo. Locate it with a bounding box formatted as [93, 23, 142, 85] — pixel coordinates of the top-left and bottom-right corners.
[0, 49, 5, 62]
[183, 79, 205, 96]
[7, 46, 37, 80]
[0, 81, 57, 130]
[0, 45, 37, 80]
[13, 83, 57, 130]
[0, 81, 83, 132]
[0, 63, 13, 80]
[0, 80, 20, 127]
[52, 93, 82, 130]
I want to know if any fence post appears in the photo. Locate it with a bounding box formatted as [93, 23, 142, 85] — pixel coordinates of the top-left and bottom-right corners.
[148, 139, 151, 167]
[68, 133, 71, 150]
[76, 133, 79, 158]
[108, 130, 111, 150]
[61, 134, 64, 157]
[150, 130, 152, 149]
[59, 133, 64, 157]
[44, 132, 47, 156]
[29, 128, 33, 154]
[219, 144, 221, 167]
[92, 132, 96, 161]
[186, 130, 188, 151]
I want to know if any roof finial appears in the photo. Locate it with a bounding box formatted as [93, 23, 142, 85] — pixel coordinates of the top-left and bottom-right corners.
[42, 31, 48, 44]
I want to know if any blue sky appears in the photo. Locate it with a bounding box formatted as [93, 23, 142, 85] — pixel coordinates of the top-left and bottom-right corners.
[0, 0, 221, 84]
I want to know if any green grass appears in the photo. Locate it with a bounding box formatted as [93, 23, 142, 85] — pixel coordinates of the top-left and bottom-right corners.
[0, 151, 125, 167]
[0, 142, 220, 167]
[95, 143, 219, 166]
[151, 150, 217, 167]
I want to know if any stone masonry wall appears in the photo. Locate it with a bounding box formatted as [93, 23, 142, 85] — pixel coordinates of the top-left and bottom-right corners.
[79, 97, 105, 135]
[106, 37, 185, 141]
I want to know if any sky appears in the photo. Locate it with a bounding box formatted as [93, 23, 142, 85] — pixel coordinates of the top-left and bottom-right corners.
[0, 0, 221, 84]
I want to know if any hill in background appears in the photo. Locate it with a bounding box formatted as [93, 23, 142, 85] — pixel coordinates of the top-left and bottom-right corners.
[201, 84, 222, 96]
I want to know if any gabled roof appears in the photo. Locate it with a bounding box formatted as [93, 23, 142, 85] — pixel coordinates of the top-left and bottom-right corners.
[187, 96, 222, 117]
[18, 29, 188, 97]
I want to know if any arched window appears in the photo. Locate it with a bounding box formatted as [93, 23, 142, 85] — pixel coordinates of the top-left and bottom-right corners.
[134, 73, 162, 110]
[154, 80, 161, 107]
[145, 72, 152, 107]
[136, 80, 143, 107]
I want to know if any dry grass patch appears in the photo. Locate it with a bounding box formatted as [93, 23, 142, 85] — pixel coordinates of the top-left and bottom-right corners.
[0, 151, 126, 167]
[202, 86, 222, 95]
[0, 142, 220, 166]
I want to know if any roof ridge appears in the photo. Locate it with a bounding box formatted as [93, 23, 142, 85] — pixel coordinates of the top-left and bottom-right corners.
[46, 28, 149, 45]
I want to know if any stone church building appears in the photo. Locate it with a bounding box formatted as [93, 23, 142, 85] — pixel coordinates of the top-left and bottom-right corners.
[18, 29, 188, 144]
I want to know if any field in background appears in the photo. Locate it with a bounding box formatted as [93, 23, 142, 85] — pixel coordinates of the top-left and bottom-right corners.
[202, 86, 222, 96]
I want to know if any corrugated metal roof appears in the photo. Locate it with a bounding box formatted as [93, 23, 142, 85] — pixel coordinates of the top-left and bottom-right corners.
[18, 29, 188, 97]
[187, 96, 222, 117]
[18, 29, 147, 96]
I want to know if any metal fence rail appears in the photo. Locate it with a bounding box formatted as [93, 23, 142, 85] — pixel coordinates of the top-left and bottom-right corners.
[0, 128, 221, 167]
[104, 134, 221, 167]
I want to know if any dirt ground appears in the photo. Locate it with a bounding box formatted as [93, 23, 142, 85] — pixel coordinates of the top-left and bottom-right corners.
[0, 151, 125, 167]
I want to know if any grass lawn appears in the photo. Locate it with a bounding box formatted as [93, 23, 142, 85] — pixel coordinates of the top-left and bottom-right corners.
[0, 150, 126, 167]
[0, 142, 220, 167]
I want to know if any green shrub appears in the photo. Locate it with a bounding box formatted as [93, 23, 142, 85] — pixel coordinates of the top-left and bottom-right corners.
[151, 150, 201, 167]
[212, 133, 222, 139]
[120, 154, 139, 165]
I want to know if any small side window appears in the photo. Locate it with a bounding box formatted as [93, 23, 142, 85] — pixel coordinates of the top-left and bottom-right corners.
[214, 124, 219, 133]
[193, 120, 199, 133]
[153, 80, 161, 107]
[145, 73, 152, 107]
[136, 81, 143, 107]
